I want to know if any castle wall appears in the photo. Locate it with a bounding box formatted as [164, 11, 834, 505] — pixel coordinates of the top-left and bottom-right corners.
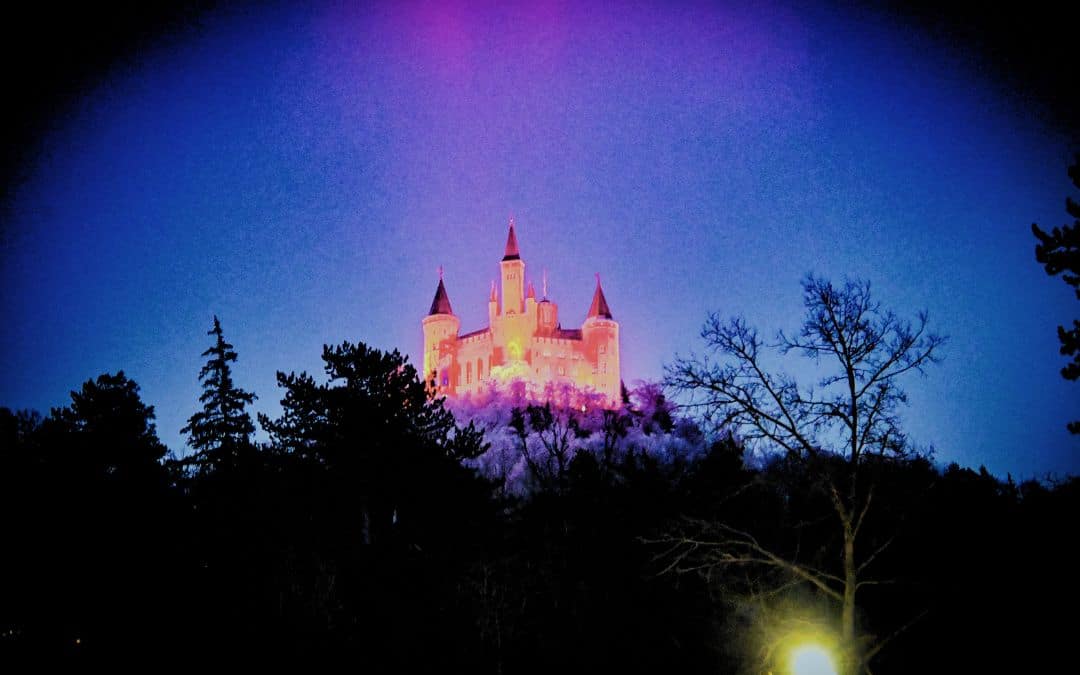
[455, 332, 494, 397]
[491, 302, 536, 366]
[528, 336, 593, 395]
[431, 323, 620, 406]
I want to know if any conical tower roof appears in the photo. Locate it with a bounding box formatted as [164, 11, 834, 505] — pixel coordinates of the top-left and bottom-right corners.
[503, 217, 521, 261]
[428, 277, 454, 316]
[587, 274, 613, 319]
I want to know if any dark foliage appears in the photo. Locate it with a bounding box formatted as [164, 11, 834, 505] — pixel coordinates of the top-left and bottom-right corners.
[1, 342, 1076, 671]
[0, 373, 178, 661]
[1032, 154, 1080, 431]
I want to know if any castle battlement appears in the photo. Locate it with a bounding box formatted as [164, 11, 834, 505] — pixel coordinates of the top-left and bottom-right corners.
[422, 218, 621, 407]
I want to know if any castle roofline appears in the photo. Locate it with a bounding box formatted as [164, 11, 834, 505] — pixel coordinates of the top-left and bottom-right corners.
[459, 327, 491, 340]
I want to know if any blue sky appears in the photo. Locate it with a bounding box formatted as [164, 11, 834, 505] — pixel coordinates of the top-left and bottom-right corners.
[2, 0, 1075, 478]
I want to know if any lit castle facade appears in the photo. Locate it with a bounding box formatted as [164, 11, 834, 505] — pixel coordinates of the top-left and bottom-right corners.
[422, 219, 621, 406]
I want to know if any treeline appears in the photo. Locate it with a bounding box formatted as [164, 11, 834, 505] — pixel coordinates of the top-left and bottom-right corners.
[0, 325, 1076, 671]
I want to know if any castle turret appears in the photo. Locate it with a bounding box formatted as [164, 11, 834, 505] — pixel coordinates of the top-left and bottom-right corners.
[537, 274, 558, 336]
[526, 279, 538, 320]
[422, 275, 460, 389]
[582, 274, 619, 403]
[500, 217, 525, 315]
[536, 270, 558, 335]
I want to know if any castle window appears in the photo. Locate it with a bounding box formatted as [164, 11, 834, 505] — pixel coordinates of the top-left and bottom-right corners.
[477, 358, 483, 380]
[558, 366, 565, 376]
[466, 362, 472, 384]
[599, 344, 606, 354]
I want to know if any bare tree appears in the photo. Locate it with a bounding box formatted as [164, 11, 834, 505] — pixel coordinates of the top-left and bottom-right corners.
[661, 275, 944, 674]
[509, 402, 583, 492]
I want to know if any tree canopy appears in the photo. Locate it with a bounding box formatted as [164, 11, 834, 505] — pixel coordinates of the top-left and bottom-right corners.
[1, 320, 1075, 672]
[49, 370, 167, 479]
[1032, 154, 1080, 432]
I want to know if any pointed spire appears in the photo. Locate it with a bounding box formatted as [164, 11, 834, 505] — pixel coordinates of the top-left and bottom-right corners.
[527, 280, 536, 299]
[428, 277, 453, 315]
[489, 280, 497, 302]
[502, 215, 521, 261]
[587, 273, 612, 319]
[542, 269, 548, 299]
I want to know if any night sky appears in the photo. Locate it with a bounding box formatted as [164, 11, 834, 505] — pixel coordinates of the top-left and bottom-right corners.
[2, 1, 1076, 479]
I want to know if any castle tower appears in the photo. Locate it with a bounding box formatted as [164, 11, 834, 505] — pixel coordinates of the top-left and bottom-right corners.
[495, 217, 533, 365]
[500, 217, 525, 316]
[422, 275, 460, 390]
[582, 274, 620, 404]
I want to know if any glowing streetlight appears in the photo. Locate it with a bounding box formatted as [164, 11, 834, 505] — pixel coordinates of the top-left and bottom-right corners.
[789, 643, 838, 675]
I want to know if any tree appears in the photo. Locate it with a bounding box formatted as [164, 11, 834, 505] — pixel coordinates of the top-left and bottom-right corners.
[51, 370, 168, 478]
[1032, 154, 1080, 432]
[507, 401, 592, 493]
[254, 342, 493, 661]
[259, 341, 487, 544]
[662, 276, 944, 674]
[181, 315, 257, 471]
[29, 372, 174, 653]
[450, 380, 705, 497]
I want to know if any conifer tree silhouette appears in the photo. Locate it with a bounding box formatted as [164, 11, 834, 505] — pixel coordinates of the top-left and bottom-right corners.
[1032, 154, 1080, 432]
[181, 316, 256, 470]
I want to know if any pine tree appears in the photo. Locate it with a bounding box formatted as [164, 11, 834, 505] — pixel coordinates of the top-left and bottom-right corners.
[1032, 154, 1080, 432]
[182, 316, 256, 470]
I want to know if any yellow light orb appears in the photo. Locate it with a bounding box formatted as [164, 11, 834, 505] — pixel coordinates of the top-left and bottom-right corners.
[508, 340, 523, 360]
[790, 644, 837, 675]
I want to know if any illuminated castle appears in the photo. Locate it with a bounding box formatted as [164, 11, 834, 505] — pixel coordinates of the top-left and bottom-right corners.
[422, 218, 621, 406]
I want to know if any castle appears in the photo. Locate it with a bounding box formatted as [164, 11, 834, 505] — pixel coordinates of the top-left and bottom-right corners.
[422, 218, 621, 407]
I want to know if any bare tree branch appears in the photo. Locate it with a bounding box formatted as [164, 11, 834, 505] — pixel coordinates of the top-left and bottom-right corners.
[863, 609, 930, 664]
[660, 275, 945, 673]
